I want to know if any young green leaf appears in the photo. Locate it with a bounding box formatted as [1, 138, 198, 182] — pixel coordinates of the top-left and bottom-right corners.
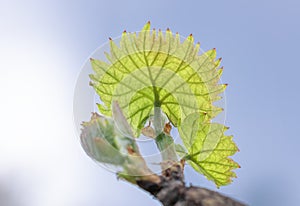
[80, 109, 152, 177]
[80, 113, 126, 165]
[90, 22, 223, 136]
[179, 112, 240, 186]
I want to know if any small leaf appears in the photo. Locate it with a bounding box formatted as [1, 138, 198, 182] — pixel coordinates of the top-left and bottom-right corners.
[80, 113, 125, 165]
[80, 112, 140, 166]
[182, 119, 240, 187]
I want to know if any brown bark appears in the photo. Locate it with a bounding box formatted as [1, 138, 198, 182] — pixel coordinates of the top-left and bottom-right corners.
[134, 162, 246, 206]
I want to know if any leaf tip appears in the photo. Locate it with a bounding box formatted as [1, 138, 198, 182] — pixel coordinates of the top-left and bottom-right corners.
[186, 33, 194, 42]
[142, 21, 151, 31]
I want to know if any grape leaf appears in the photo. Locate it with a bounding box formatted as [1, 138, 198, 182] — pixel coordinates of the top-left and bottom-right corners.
[80, 103, 153, 177]
[180, 112, 240, 187]
[80, 112, 126, 165]
[80, 109, 140, 166]
[90, 22, 223, 136]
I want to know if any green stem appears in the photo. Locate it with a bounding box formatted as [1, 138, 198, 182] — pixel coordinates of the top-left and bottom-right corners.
[153, 107, 163, 135]
[155, 132, 178, 162]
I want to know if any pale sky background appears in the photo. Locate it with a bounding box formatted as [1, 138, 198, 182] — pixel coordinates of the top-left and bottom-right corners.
[1, 0, 300, 205]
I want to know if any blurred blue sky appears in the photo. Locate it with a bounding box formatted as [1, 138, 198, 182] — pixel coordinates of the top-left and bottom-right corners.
[1, 0, 300, 205]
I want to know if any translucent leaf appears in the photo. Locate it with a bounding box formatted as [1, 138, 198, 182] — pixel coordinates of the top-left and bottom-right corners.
[90, 23, 223, 136]
[180, 113, 240, 187]
[80, 112, 137, 166]
[112, 101, 135, 138]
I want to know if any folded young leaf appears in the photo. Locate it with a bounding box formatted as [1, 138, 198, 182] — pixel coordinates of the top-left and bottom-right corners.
[80, 112, 140, 166]
[80, 113, 125, 165]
